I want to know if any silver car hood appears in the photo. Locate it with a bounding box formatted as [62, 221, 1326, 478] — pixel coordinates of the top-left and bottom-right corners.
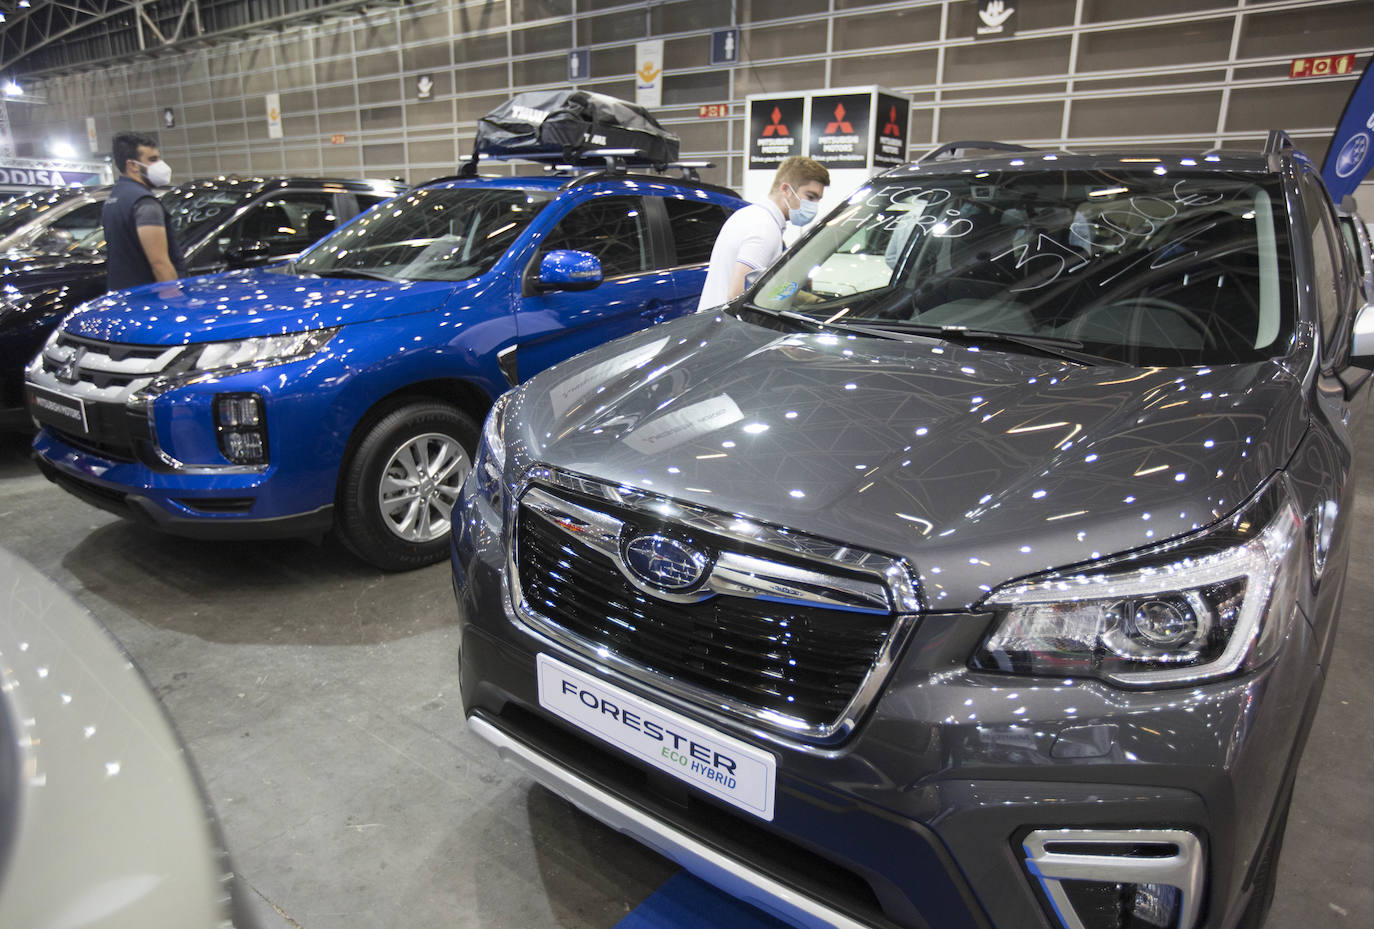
[509, 311, 1307, 609]
[0, 548, 235, 928]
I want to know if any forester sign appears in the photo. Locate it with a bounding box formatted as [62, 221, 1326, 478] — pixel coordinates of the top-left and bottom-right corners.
[1322, 59, 1374, 202]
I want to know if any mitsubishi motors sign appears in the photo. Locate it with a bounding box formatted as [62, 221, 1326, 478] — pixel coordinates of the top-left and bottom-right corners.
[748, 97, 804, 169]
[873, 94, 910, 167]
[808, 93, 871, 168]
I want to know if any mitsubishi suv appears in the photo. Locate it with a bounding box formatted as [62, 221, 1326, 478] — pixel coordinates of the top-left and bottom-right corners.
[3, 175, 402, 428]
[26, 161, 743, 569]
[452, 133, 1373, 929]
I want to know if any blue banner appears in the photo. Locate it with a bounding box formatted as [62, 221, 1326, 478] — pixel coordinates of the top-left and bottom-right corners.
[1322, 58, 1374, 202]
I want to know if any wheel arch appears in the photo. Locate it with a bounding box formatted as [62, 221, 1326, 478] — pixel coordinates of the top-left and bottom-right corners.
[335, 377, 495, 495]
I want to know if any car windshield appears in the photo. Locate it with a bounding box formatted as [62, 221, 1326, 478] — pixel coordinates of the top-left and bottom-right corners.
[0, 188, 83, 237]
[293, 186, 554, 282]
[162, 182, 254, 244]
[748, 170, 1295, 366]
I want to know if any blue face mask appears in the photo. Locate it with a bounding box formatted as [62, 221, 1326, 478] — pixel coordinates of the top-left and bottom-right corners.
[786, 186, 819, 227]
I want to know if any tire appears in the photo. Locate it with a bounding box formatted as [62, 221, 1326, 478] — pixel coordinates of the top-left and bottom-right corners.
[336, 401, 479, 571]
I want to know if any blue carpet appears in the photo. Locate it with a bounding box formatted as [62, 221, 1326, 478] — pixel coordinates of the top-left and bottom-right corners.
[614, 871, 794, 929]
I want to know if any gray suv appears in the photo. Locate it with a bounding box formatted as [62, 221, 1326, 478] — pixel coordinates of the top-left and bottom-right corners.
[451, 132, 1373, 929]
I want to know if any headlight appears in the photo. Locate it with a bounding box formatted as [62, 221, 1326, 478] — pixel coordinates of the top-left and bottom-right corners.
[130, 328, 340, 403]
[187, 328, 340, 376]
[972, 478, 1303, 687]
[475, 391, 512, 501]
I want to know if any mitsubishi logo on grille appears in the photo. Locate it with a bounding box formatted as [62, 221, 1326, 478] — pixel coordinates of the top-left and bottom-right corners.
[55, 346, 85, 384]
[623, 534, 709, 592]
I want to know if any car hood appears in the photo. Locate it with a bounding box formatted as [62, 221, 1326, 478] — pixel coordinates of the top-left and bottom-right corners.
[61, 268, 460, 345]
[510, 311, 1307, 609]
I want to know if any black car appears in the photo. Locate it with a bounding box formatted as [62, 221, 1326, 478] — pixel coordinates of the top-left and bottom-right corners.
[0, 175, 404, 427]
[453, 132, 1372, 929]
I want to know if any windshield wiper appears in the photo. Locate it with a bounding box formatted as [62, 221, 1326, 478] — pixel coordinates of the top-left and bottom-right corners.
[740, 303, 1103, 365]
[861, 322, 1104, 365]
[307, 267, 395, 281]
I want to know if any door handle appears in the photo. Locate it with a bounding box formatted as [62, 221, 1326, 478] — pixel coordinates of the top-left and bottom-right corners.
[641, 299, 669, 324]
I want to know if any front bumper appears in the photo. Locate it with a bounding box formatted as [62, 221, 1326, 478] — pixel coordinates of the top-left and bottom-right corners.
[452, 486, 1324, 929]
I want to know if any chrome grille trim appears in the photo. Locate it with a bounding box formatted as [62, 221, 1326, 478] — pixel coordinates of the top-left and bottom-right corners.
[530, 466, 921, 612]
[507, 467, 922, 744]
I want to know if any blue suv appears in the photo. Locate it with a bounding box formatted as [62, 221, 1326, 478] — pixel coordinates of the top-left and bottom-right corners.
[26, 163, 743, 569]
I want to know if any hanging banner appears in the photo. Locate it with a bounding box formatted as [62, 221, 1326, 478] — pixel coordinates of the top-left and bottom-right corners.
[266, 93, 284, 139]
[636, 40, 664, 109]
[809, 93, 871, 169]
[1321, 59, 1374, 202]
[873, 93, 910, 167]
[86, 117, 99, 154]
[748, 97, 805, 169]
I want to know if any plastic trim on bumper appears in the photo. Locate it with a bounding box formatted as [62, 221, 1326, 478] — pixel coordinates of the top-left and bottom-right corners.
[467, 713, 876, 929]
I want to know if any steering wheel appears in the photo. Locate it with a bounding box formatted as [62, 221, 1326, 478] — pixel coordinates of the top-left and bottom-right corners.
[1066, 297, 1215, 349]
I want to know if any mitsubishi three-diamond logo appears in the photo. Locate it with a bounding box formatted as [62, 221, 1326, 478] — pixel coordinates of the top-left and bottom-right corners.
[762, 106, 789, 137]
[824, 103, 855, 135]
[882, 106, 902, 137]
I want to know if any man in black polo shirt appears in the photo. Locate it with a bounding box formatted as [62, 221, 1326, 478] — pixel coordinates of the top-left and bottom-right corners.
[102, 131, 187, 292]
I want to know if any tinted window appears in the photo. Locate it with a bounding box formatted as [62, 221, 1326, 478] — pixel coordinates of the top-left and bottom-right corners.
[751, 171, 1295, 367]
[664, 198, 733, 265]
[539, 196, 649, 279]
[164, 182, 254, 244]
[295, 186, 553, 282]
[203, 192, 340, 264]
[27, 199, 105, 251]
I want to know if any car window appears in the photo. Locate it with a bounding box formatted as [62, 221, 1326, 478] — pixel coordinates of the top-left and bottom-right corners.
[750, 171, 1296, 367]
[355, 193, 393, 212]
[294, 186, 554, 282]
[539, 196, 649, 279]
[165, 184, 251, 244]
[26, 198, 105, 251]
[0, 189, 80, 237]
[1298, 170, 1346, 351]
[204, 192, 340, 264]
[663, 197, 733, 266]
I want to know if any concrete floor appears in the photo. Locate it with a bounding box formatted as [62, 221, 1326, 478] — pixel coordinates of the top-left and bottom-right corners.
[0, 426, 1370, 929]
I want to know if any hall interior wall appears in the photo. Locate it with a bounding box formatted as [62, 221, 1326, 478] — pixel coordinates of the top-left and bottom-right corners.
[6, 0, 1371, 193]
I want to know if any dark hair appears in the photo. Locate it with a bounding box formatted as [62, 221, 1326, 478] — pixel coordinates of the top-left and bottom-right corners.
[111, 131, 158, 173]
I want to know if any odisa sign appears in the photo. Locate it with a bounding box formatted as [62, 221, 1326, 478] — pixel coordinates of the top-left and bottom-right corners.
[0, 165, 98, 187]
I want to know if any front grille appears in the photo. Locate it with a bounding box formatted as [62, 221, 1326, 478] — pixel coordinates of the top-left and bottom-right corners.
[514, 487, 903, 736]
[38, 332, 183, 399]
[46, 402, 152, 463]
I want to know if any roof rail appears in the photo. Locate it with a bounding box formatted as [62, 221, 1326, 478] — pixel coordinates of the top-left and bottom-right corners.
[920, 140, 1035, 163]
[1264, 130, 1294, 171]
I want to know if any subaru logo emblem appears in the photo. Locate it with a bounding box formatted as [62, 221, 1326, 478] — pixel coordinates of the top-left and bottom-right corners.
[623, 534, 709, 591]
[1335, 132, 1370, 179]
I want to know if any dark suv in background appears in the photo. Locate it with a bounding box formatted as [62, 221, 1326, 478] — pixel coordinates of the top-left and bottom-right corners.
[454, 133, 1371, 929]
[1, 175, 402, 427]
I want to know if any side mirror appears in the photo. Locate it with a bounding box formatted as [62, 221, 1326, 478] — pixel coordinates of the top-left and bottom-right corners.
[224, 240, 275, 269]
[1350, 302, 1374, 368]
[538, 250, 602, 291]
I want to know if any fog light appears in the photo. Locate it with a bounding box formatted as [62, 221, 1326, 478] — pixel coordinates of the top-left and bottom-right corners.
[214, 393, 268, 465]
[1023, 829, 1203, 929]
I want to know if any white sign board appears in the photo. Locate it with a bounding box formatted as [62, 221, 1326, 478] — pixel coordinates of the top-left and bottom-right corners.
[266, 93, 283, 139]
[636, 40, 663, 109]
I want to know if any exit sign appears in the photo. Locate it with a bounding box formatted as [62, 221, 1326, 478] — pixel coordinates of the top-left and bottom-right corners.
[698, 103, 729, 118]
[1290, 55, 1357, 79]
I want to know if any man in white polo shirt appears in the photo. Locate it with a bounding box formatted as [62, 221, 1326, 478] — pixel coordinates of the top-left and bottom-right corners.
[697, 155, 830, 310]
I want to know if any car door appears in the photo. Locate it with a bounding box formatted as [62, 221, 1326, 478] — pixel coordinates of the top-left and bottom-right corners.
[188, 190, 350, 274]
[1297, 167, 1370, 666]
[512, 192, 674, 382]
[656, 194, 737, 314]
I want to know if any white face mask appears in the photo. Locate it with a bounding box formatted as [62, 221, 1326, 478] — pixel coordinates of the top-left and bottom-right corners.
[138, 159, 172, 188]
[785, 185, 819, 227]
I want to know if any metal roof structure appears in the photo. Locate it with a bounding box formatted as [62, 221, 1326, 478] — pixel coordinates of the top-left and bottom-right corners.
[0, 0, 401, 77]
